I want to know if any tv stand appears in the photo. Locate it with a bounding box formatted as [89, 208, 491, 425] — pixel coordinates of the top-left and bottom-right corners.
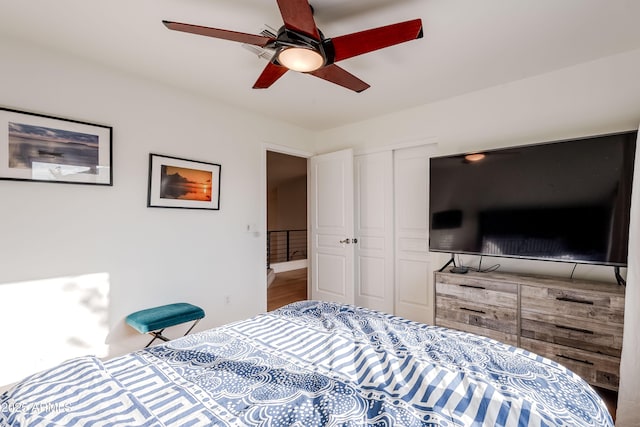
[437, 253, 456, 272]
[614, 266, 626, 286]
[434, 270, 625, 391]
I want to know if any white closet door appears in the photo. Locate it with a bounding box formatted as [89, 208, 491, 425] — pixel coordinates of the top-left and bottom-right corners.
[309, 149, 355, 305]
[394, 145, 435, 324]
[354, 151, 394, 313]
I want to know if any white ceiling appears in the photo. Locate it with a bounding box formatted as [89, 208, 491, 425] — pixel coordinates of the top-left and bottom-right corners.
[2, 0, 640, 131]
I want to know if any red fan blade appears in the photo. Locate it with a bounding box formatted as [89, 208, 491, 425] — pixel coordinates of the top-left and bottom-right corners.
[331, 19, 423, 62]
[308, 64, 370, 93]
[253, 62, 289, 89]
[163, 20, 275, 47]
[276, 0, 320, 40]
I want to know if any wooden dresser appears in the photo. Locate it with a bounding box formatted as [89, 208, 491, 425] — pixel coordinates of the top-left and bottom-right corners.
[435, 270, 626, 391]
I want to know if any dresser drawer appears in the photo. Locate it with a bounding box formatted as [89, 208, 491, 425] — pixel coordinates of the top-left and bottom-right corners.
[435, 273, 518, 308]
[435, 273, 518, 344]
[520, 315, 623, 357]
[437, 318, 518, 346]
[520, 337, 621, 391]
[520, 284, 625, 324]
[436, 294, 517, 334]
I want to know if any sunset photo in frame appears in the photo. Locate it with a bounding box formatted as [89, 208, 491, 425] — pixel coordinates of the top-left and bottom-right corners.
[0, 107, 112, 185]
[147, 153, 221, 210]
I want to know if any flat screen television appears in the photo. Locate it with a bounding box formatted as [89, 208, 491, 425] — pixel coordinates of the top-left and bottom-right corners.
[429, 130, 638, 266]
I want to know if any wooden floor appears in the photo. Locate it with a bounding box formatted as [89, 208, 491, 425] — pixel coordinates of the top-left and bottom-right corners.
[595, 387, 617, 421]
[267, 268, 308, 311]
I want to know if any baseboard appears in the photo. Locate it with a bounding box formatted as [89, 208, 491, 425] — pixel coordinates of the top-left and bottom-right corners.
[267, 268, 276, 288]
[271, 260, 308, 273]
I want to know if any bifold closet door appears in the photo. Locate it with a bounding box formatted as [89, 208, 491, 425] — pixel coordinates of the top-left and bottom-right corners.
[309, 145, 434, 323]
[394, 145, 434, 324]
[354, 151, 394, 313]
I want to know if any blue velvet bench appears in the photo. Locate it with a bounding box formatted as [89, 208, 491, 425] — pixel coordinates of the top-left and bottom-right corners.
[126, 303, 205, 347]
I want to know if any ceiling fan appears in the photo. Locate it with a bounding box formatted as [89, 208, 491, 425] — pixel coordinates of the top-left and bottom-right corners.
[163, 0, 423, 92]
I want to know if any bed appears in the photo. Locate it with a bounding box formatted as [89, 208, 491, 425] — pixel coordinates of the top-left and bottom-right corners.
[1, 300, 612, 426]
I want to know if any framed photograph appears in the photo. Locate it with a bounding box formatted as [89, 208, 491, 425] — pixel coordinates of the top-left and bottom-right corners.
[147, 153, 221, 210]
[0, 107, 112, 185]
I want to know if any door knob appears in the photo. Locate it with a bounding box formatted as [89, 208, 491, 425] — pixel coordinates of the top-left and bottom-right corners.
[340, 238, 351, 244]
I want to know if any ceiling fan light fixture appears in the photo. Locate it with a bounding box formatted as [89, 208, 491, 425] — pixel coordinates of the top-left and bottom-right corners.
[277, 46, 324, 72]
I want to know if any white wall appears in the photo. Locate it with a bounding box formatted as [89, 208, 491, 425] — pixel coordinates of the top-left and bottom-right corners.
[0, 36, 314, 387]
[267, 177, 307, 231]
[275, 177, 307, 230]
[317, 48, 640, 154]
[619, 135, 640, 427]
[316, 48, 640, 425]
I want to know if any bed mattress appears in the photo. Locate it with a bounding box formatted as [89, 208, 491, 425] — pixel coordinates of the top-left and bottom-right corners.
[0, 300, 613, 426]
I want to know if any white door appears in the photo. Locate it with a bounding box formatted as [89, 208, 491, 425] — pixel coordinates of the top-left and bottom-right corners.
[309, 149, 355, 304]
[394, 145, 435, 324]
[354, 151, 394, 313]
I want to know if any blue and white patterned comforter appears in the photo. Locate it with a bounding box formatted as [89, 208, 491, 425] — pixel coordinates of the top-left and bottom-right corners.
[1, 301, 613, 426]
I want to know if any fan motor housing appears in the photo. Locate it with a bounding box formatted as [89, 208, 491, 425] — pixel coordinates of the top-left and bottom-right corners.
[273, 26, 335, 67]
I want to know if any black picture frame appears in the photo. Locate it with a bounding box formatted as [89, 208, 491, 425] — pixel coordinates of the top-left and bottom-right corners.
[147, 153, 221, 210]
[0, 107, 112, 185]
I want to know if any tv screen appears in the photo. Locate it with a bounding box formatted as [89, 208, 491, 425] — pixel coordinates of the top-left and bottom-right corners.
[429, 131, 637, 266]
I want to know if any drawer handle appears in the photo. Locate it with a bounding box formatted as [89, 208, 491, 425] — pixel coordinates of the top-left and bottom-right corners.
[555, 325, 594, 335]
[460, 307, 486, 314]
[460, 284, 486, 290]
[555, 296, 594, 305]
[555, 354, 594, 366]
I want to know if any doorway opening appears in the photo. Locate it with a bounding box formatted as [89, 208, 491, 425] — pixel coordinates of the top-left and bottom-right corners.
[266, 150, 308, 310]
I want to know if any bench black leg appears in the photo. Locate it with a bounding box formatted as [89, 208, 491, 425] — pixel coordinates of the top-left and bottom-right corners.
[183, 318, 201, 336]
[144, 319, 202, 348]
[145, 329, 170, 348]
